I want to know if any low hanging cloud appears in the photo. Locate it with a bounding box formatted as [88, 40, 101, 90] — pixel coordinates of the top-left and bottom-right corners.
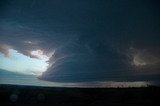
[0, 44, 10, 57]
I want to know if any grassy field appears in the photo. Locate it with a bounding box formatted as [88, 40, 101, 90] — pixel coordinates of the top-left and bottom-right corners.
[0, 84, 160, 106]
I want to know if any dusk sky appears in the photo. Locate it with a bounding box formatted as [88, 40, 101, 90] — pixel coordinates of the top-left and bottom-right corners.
[0, 0, 160, 87]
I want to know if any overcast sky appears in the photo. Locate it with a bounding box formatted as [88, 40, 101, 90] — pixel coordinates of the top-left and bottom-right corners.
[0, 0, 160, 86]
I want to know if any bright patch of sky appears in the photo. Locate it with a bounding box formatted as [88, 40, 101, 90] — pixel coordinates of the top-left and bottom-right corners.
[0, 49, 49, 76]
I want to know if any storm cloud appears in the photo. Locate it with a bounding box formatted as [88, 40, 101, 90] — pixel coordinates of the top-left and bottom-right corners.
[0, 0, 160, 84]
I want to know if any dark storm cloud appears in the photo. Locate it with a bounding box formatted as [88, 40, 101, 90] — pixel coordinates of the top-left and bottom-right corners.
[0, 0, 160, 83]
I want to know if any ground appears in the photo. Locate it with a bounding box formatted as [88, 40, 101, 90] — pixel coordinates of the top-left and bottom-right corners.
[0, 84, 160, 106]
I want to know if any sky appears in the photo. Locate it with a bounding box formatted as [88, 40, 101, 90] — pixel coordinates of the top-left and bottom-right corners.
[0, 0, 160, 87]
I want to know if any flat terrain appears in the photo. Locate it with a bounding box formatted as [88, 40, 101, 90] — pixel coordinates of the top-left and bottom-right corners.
[0, 84, 160, 106]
